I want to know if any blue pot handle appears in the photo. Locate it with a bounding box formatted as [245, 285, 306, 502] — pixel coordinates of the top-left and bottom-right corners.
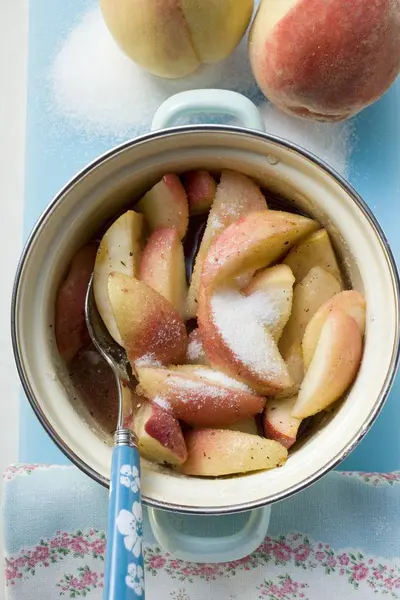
[103, 431, 145, 599]
[151, 89, 265, 132]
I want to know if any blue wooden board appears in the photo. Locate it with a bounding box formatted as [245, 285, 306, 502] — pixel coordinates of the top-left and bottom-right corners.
[20, 0, 400, 473]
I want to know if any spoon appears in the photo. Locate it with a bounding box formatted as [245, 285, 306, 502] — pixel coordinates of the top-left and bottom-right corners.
[85, 276, 145, 600]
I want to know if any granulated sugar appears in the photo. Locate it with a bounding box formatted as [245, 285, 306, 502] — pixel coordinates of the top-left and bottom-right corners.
[194, 367, 252, 392]
[211, 288, 289, 380]
[186, 337, 203, 362]
[260, 104, 355, 177]
[51, 4, 255, 139]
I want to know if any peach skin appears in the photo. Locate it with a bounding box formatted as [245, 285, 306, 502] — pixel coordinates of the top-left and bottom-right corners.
[249, 0, 400, 121]
[136, 365, 266, 428]
[107, 273, 187, 367]
[185, 170, 267, 319]
[134, 401, 187, 466]
[139, 227, 187, 317]
[182, 170, 217, 216]
[292, 308, 363, 419]
[136, 174, 189, 239]
[302, 290, 366, 369]
[263, 396, 302, 449]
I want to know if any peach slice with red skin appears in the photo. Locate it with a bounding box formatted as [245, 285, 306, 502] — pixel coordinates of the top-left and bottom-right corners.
[185, 170, 268, 319]
[139, 227, 187, 317]
[180, 429, 288, 476]
[134, 401, 187, 466]
[55, 243, 97, 363]
[263, 396, 301, 449]
[200, 210, 318, 291]
[182, 171, 217, 215]
[302, 290, 366, 369]
[135, 365, 266, 428]
[292, 308, 363, 419]
[136, 174, 189, 239]
[108, 273, 187, 367]
[197, 211, 316, 393]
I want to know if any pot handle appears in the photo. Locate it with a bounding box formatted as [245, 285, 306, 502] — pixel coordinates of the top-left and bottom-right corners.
[147, 505, 271, 564]
[151, 89, 265, 132]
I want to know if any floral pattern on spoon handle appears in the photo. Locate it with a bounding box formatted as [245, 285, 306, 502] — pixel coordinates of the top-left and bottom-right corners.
[103, 437, 145, 599]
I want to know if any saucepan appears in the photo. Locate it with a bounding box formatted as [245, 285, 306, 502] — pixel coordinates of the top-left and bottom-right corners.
[11, 89, 400, 562]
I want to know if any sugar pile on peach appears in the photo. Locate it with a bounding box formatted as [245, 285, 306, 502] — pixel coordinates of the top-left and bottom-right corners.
[55, 168, 366, 478]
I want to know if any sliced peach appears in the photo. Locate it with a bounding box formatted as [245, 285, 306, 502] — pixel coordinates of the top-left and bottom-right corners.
[136, 365, 265, 428]
[263, 396, 301, 449]
[244, 264, 295, 341]
[302, 290, 366, 370]
[201, 210, 318, 290]
[223, 418, 259, 436]
[139, 227, 187, 317]
[134, 401, 187, 466]
[182, 170, 217, 215]
[180, 429, 288, 476]
[278, 267, 342, 391]
[185, 170, 267, 319]
[292, 308, 363, 419]
[94, 211, 144, 344]
[55, 243, 97, 362]
[185, 328, 209, 366]
[199, 285, 293, 394]
[108, 273, 187, 367]
[283, 229, 342, 283]
[136, 174, 189, 239]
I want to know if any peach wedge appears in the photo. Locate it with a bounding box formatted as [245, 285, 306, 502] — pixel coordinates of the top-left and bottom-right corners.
[136, 174, 189, 239]
[55, 243, 97, 363]
[283, 229, 342, 284]
[302, 290, 366, 369]
[180, 429, 288, 477]
[263, 396, 302, 449]
[199, 284, 293, 394]
[201, 210, 318, 290]
[244, 264, 295, 341]
[134, 401, 187, 466]
[136, 365, 265, 428]
[185, 170, 267, 319]
[182, 170, 217, 215]
[278, 266, 342, 392]
[108, 273, 187, 367]
[139, 227, 187, 317]
[292, 308, 363, 419]
[94, 210, 144, 344]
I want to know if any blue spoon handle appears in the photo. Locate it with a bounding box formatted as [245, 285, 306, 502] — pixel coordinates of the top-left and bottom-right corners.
[103, 430, 145, 600]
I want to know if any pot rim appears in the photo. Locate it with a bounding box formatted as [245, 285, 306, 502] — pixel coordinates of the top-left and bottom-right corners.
[11, 124, 400, 514]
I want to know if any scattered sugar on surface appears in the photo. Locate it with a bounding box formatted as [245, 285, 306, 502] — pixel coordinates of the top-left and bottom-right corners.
[194, 368, 252, 392]
[260, 103, 356, 178]
[187, 338, 203, 361]
[153, 396, 172, 412]
[211, 288, 287, 379]
[135, 353, 162, 368]
[50, 4, 256, 139]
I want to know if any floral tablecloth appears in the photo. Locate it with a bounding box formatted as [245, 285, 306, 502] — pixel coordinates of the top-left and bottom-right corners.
[3, 465, 400, 599]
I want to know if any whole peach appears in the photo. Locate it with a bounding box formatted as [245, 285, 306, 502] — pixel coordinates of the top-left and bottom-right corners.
[249, 0, 400, 121]
[100, 0, 254, 79]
